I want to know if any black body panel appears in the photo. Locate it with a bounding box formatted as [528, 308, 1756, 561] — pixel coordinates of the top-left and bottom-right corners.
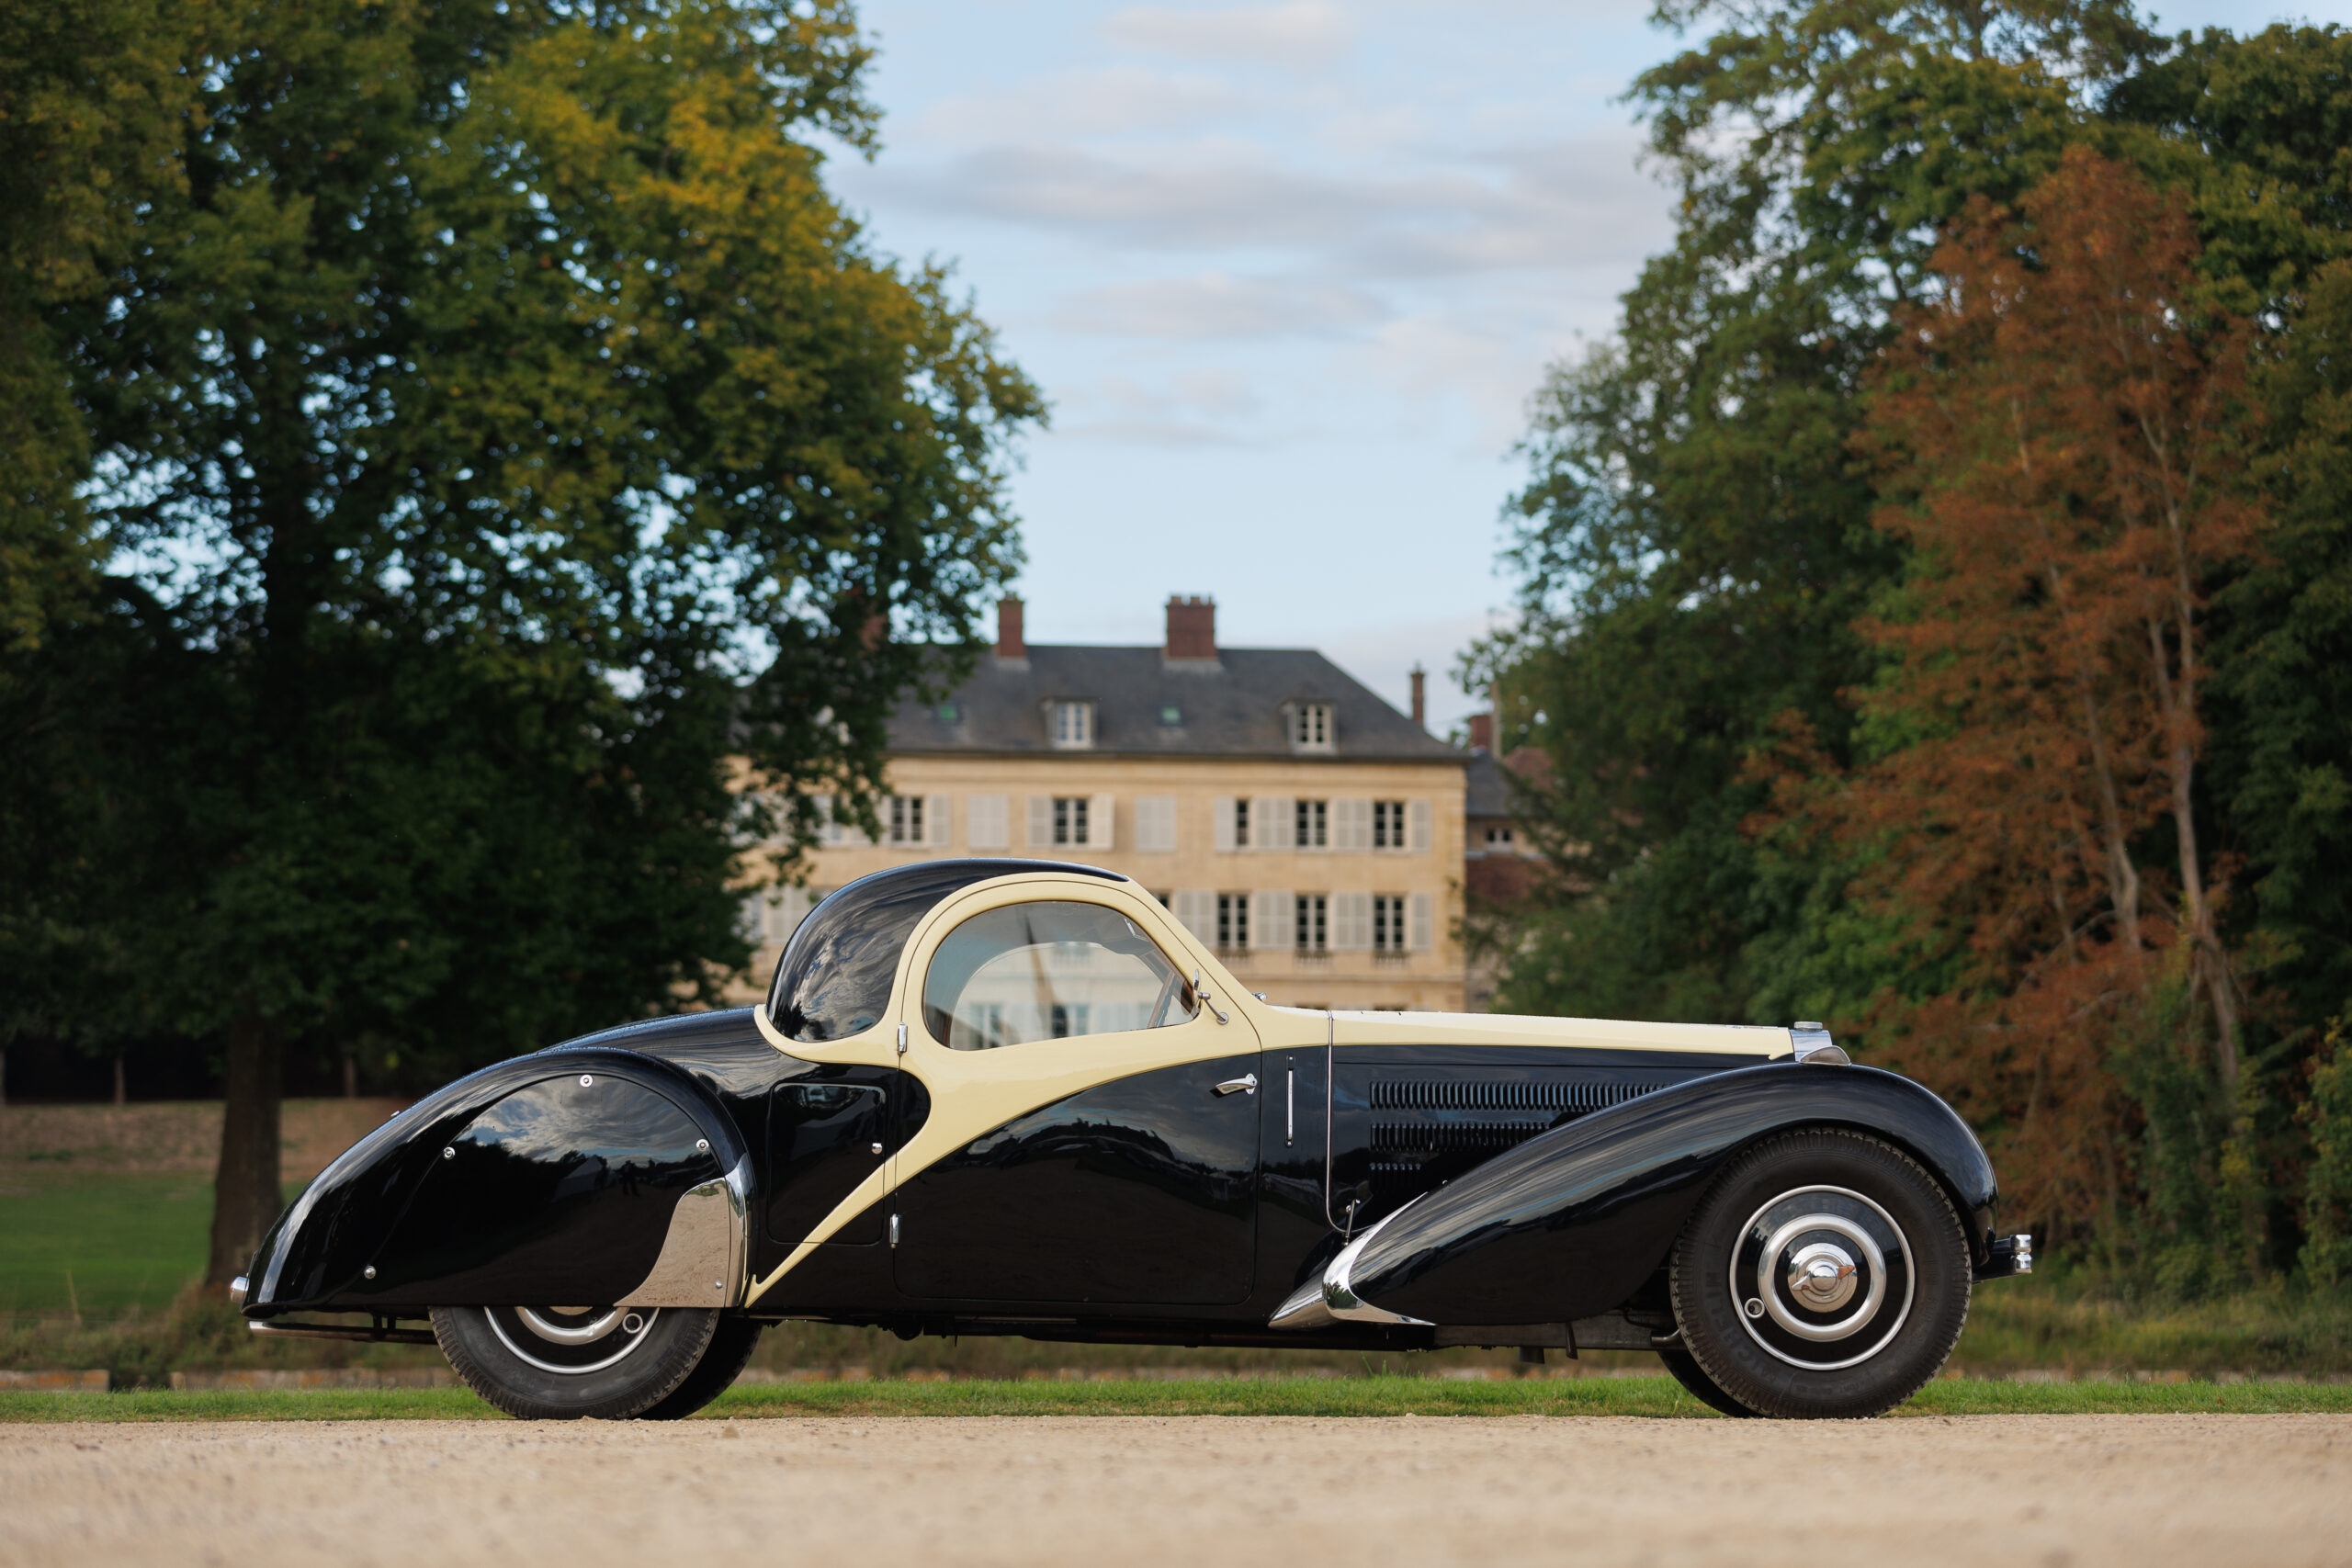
[891, 1053, 1262, 1305]
[244, 1036, 755, 1314]
[364, 1074, 720, 1306]
[1344, 1063, 1999, 1325]
[1325, 1045, 1756, 1230]
[766, 1076, 893, 1245]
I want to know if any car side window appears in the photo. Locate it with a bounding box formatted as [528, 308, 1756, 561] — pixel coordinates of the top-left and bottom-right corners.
[922, 900, 1200, 1050]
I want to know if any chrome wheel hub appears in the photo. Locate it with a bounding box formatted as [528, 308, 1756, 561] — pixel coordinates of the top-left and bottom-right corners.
[1731, 1186, 1913, 1371]
[486, 1305, 660, 1375]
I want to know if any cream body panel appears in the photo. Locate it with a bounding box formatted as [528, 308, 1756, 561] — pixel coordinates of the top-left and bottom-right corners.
[744, 872, 1262, 1303]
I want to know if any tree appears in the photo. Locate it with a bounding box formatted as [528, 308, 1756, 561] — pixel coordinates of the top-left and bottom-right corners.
[23, 0, 1039, 1283]
[1474, 0, 2147, 1026]
[1822, 150, 2258, 1257]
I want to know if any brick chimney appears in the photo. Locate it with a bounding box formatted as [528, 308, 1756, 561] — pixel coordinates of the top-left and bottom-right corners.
[1164, 594, 1216, 661]
[1409, 664, 1426, 728]
[1467, 712, 1494, 753]
[995, 595, 1025, 660]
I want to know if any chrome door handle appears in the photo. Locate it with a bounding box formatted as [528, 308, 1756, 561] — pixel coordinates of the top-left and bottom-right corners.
[1214, 1074, 1259, 1097]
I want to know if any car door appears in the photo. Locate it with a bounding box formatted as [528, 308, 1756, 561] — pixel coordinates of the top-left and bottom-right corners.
[888, 888, 1263, 1305]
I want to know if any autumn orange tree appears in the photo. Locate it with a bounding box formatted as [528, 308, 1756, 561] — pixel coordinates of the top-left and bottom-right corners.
[1825, 148, 2260, 1268]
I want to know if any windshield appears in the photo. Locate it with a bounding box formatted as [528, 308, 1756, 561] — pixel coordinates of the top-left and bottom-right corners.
[764, 859, 1127, 1043]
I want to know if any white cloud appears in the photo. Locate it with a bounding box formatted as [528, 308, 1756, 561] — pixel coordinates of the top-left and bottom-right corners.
[1054, 271, 1385, 338]
[1102, 2, 1353, 69]
[910, 66, 1245, 141]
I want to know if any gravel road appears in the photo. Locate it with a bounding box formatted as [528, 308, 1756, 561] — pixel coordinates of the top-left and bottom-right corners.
[4, 1415, 2346, 1568]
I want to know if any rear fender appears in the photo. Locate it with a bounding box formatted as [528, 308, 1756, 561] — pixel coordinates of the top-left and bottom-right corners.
[244, 1047, 752, 1316]
[1336, 1063, 1996, 1325]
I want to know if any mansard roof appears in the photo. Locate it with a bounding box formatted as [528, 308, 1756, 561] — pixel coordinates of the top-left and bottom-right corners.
[888, 645, 1462, 762]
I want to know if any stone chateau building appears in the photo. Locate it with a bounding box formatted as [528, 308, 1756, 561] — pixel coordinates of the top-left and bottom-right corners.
[736, 594, 1473, 1011]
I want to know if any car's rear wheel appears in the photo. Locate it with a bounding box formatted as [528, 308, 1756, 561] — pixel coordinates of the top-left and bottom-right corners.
[1668, 1129, 1970, 1419]
[637, 1314, 765, 1420]
[432, 1303, 719, 1420]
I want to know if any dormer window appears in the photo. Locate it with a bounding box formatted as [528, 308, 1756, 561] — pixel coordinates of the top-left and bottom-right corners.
[1048, 700, 1094, 750]
[1287, 701, 1333, 753]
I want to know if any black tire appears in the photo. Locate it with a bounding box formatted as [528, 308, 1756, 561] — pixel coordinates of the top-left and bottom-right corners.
[1656, 1343, 1758, 1417]
[1668, 1129, 1970, 1419]
[432, 1304, 720, 1420]
[637, 1315, 764, 1421]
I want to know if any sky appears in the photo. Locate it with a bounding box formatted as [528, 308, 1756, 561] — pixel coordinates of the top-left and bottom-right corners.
[825, 0, 2344, 736]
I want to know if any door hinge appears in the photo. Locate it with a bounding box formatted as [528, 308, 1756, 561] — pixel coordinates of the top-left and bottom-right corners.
[896, 1022, 907, 1055]
[888, 1213, 900, 1247]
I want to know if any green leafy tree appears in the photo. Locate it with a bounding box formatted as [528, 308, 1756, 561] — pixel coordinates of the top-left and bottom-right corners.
[16, 0, 1039, 1282]
[1474, 0, 2148, 1026]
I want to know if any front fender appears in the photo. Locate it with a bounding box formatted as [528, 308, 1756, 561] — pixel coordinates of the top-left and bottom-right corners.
[244, 1046, 752, 1316]
[1339, 1062, 1996, 1326]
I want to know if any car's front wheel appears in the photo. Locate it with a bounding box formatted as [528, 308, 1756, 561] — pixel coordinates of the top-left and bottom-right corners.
[432, 1303, 719, 1420]
[1668, 1128, 1971, 1419]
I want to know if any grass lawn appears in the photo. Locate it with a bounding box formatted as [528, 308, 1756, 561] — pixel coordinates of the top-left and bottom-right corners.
[4, 1375, 2351, 1423]
[0, 1171, 304, 1316]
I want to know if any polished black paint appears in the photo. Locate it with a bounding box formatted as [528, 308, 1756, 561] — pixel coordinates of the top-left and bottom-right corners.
[765, 1076, 892, 1244]
[892, 1053, 1262, 1305]
[361, 1074, 720, 1307]
[766, 860, 1125, 1043]
[1325, 1045, 1756, 1230]
[245, 1042, 753, 1314]
[1344, 1063, 2000, 1325]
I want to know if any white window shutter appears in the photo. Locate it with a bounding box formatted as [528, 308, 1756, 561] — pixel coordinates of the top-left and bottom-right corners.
[740, 892, 766, 943]
[1409, 891, 1434, 952]
[1213, 797, 1237, 852]
[1089, 794, 1114, 850]
[925, 794, 951, 848]
[1174, 889, 1216, 942]
[815, 793, 839, 846]
[967, 794, 1008, 851]
[777, 885, 812, 943]
[1136, 795, 1176, 852]
[1250, 890, 1293, 951]
[1408, 797, 1432, 852]
[1258, 795, 1294, 850]
[1027, 795, 1053, 849]
[1332, 891, 1373, 951]
[1334, 798, 1371, 852]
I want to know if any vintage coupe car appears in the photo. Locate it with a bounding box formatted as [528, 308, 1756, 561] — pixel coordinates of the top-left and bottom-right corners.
[236, 859, 2030, 1419]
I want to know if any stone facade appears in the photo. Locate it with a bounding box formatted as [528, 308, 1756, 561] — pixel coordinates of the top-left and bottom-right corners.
[729, 595, 1470, 1012]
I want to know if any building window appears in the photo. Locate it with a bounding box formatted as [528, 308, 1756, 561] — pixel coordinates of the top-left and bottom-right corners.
[1289, 702, 1333, 752]
[1295, 799, 1329, 849]
[1049, 700, 1094, 749]
[1374, 800, 1409, 850]
[1234, 796, 1251, 849]
[1373, 895, 1408, 954]
[937, 703, 960, 722]
[1159, 704, 1182, 727]
[1216, 893, 1250, 951]
[887, 795, 924, 845]
[1485, 825, 1515, 849]
[1052, 796, 1089, 846]
[1295, 894, 1329, 954]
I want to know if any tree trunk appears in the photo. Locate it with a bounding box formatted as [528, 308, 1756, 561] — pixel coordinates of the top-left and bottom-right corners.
[206, 1010, 284, 1287]
[113, 1053, 126, 1106]
[343, 1050, 357, 1099]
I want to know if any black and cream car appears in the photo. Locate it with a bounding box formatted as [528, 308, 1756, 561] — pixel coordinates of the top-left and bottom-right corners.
[236, 860, 2030, 1419]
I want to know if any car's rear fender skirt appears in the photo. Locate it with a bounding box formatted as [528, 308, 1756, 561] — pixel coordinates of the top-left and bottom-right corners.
[1340, 1063, 1997, 1325]
[243, 1047, 752, 1316]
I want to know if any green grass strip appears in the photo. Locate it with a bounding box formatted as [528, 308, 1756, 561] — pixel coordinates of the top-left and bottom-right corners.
[6, 1374, 2351, 1423]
